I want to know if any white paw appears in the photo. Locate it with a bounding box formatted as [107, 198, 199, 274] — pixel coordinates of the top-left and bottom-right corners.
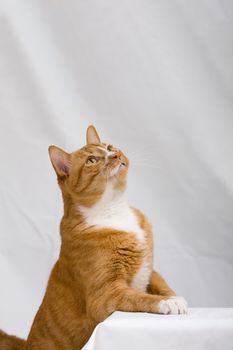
[158, 296, 188, 314]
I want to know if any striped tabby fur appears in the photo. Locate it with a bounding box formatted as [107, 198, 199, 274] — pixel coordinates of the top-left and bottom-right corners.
[0, 125, 187, 350]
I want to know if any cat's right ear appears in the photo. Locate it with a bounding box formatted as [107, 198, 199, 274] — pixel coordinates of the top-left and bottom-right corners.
[48, 145, 71, 178]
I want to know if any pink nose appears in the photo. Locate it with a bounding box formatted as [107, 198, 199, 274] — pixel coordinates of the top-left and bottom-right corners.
[109, 151, 122, 160]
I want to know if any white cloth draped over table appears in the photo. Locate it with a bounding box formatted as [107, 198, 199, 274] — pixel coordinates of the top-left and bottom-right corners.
[0, 0, 233, 341]
[82, 309, 233, 350]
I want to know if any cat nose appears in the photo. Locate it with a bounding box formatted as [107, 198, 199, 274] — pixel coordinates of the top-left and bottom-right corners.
[108, 151, 122, 160]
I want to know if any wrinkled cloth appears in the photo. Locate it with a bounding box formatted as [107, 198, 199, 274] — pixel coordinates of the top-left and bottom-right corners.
[83, 309, 233, 350]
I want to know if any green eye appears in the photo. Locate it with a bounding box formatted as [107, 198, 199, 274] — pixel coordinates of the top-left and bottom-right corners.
[86, 157, 97, 165]
[107, 145, 113, 151]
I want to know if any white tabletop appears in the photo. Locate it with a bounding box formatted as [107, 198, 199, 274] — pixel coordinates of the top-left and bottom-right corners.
[83, 308, 233, 350]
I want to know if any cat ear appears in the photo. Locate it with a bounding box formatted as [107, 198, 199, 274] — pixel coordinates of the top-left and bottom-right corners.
[86, 125, 101, 144]
[48, 145, 71, 177]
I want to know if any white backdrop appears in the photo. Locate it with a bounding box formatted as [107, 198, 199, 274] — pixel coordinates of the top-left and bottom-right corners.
[0, 0, 233, 339]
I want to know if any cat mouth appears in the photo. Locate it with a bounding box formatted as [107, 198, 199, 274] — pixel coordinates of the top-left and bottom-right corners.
[109, 162, 126, 177]
[109, 164, 121, 177]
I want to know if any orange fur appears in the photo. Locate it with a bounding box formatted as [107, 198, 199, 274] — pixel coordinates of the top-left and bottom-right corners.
[0, 330, 26, 350]
[0, 125, 177, 350]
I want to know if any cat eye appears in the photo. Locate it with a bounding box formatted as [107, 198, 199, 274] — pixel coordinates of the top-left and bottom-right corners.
[86, 156, 97, 165]
[107, 145, 114, 151]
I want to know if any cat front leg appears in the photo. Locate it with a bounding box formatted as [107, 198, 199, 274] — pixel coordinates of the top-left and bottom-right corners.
[86, 282, 171, 323]
[147, 270, 176, 296]
[147, 271, 188, 314]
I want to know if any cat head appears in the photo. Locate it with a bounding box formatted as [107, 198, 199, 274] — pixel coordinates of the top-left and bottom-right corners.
[48, 125, 129, 207]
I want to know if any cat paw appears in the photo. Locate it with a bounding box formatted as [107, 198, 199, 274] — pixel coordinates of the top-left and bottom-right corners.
[158, 296, 188, 314]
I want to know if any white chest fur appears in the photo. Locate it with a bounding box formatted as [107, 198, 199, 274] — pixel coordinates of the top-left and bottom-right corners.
[78, 183, 151, 292]
[131, 255, 151, 292]
[79, 183, 145, 241]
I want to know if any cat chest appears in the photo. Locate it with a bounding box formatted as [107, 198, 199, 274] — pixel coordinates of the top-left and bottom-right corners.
[130, 247, 151, 293]
[79, 201, 145, 242]
[79, 202, 152, 292]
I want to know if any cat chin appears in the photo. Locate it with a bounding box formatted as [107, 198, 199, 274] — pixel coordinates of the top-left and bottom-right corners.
[109, 163, 126, 178]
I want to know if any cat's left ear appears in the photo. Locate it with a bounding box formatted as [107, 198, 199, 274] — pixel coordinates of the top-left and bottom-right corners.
[48, 145, 71, 178]
[86, 125, 101, 144]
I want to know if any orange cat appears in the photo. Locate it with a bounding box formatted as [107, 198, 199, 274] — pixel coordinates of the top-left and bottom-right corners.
[0, 125, 187, 350]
